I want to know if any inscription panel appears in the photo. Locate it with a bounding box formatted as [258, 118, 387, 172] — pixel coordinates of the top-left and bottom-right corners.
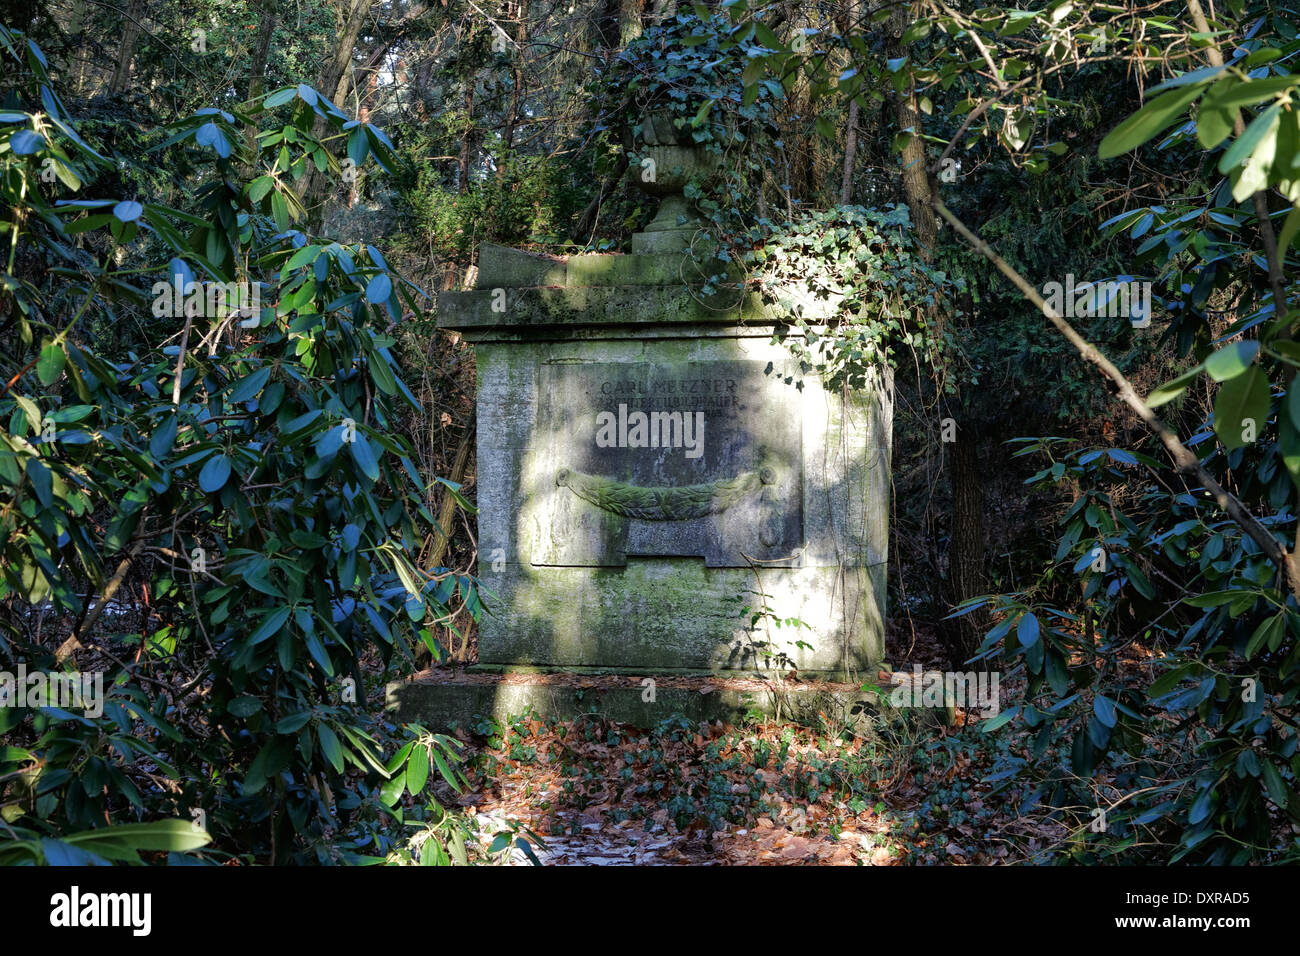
[532, 360, 802, 567]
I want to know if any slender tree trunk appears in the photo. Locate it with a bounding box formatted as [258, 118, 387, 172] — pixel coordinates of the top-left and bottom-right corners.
[572, 155, 627, 245]
[299, 0, 374, 231]
[457, 86, 475, 194]
[889, 58, 936, 246]
[498, 0, 528, 180]
[836, 3, 862, 206]
[947, 424, 988, 665]
[888, 4, 983, 665]
[108, 0, 145, 95]
[243, 2, 277, 176]
[839, 98, 860, 205]
[623, 0, 648, 43]
[67, 1, 91, 95]
[246, 1, 277, 102]
[442, 85, 477, 290]
[319, 0, 371, 106]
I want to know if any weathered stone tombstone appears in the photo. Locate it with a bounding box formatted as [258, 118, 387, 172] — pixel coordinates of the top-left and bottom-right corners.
[384, 136, 894, 723]
[389, 156, 893, 727]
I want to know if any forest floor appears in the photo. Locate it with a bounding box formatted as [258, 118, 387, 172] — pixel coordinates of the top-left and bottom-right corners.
[439, 623, 1074, 866]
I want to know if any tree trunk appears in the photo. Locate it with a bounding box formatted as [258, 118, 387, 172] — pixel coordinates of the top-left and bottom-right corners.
[299, 0, 374, 231]
[946, 424, 988, 666]
[319, 0, 372, 107]
[836, 3, 863, 207]
[572, 155, 627, 245]
[887, 5, 983, 666]
[246, 0, 277, 102]
[243, 1, 278, 176]
[108, 0, 145, 95]
[498, 0, 527, 179]
[457, 85, 475, 194]
[68, 1, 91, 95]
[839, 98, 860, 205]
[884, 4, 937, 253]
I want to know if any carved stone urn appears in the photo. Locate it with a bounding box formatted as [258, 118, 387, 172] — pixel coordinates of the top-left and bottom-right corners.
[627, 108, 720, 252]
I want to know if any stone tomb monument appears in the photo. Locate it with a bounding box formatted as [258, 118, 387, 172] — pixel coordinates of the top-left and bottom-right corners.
[431, 234, 892, 682]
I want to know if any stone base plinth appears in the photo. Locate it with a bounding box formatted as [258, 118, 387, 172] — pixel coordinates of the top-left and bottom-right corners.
[437, 240, 893, 682]
[385, 670, 891, 733]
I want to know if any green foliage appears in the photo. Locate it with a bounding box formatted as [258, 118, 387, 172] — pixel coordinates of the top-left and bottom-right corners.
[0, 27, 480, 863]
[587, 8, 785, 244]
[932, 5, 1300, 865]
[600, 9, 783, 152]
[964, 434, 1300, 863]
[744, 205, 960, 388]
[0, 818, 212, 866]
[690, 0, 1300, 863]
[394, 144, 577, 258]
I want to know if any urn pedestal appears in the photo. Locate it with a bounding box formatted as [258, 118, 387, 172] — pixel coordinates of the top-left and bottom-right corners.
[429, 239, 892, 681]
